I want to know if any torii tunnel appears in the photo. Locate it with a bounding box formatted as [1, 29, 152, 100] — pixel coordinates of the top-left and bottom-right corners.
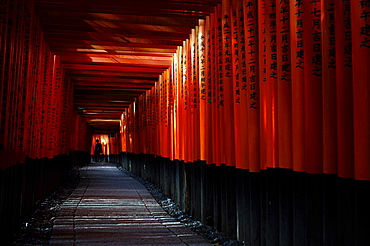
[1, 0, 370, 245]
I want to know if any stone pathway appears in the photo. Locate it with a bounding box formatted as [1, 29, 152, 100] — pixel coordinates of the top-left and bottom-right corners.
[50, 162, 211, 245]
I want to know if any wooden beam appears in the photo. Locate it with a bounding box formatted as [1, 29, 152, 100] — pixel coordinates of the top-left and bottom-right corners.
[63, 64, 166, 73]
[60, 56, 172, 67]
[34, 1, 216, 18]
[51, 45, 176, 54]
[37, 11, 200, 28]
[38, 17, 193, 34]
[75, 103, 132, 107]
[47, 38, 179, 50]
[66, 70, 160, 78]
[54, 50, 173, 57]
[74, 92, 140, 98]
[76, 105, 130, 110]
[73, 80, 154, 86]
[60, 54, 172, 62]
[74, 86, 148, 92]
[71, 77, 156, 83]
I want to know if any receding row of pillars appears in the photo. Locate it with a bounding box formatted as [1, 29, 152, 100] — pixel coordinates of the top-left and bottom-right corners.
[119, 152, 370, 246]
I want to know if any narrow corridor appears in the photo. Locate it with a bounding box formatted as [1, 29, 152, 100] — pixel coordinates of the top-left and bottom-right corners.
[50, 162, 211, 245]
[2, 0, 370, 244]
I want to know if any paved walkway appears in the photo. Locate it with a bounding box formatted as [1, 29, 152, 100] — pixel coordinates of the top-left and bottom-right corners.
[50, 162, 211, 245]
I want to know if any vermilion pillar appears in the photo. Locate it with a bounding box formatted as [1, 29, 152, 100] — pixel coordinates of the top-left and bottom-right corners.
[352, 0, 370, 180]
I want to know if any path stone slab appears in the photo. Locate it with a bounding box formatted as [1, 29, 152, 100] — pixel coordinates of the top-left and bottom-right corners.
[50, 162, 211, 245]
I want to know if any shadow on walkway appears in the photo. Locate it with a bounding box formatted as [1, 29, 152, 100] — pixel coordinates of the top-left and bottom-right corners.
[50, 162, 211, 245]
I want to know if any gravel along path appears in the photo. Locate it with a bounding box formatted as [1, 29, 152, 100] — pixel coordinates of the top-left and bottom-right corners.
[11, 163, 241, 246]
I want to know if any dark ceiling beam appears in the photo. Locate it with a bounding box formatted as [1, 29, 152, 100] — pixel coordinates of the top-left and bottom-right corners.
[48, 36, 183, 46]
[75, 97, 132, 100]
[88, 122, 120, 126]
[37, 17, 193, 34]
[74, 88, 148, 94]
[76, 105, 130, 110]
[74, 87, 142, 94]
[65, 54, 172, 60]
[56, 51, 173, 57]
[60, 56, 172, 68]
[33, 0, 219, 7]
[76, 102, 130, 105]
[48, 40, 179, 50]
[73, 81, 154, 88]
[36, 11, 200, 28]
[73, 95, 141, 101]
[81, 114, 123, 119]
[35, 7, 210, 19]
[64, 64, 166, 74]
[88, 124, 120, 130]
[66, 70, 160, 78]
[33, 0, 220, 5]
[81, 110, 123, 114]
[73, 89, 141, 94]
[71, 77, 156, 83]
[45, 34, 185, 45]
[52, 45, 176, 54]
[34, 1, 217, 18]
[43, 28, 190, 41]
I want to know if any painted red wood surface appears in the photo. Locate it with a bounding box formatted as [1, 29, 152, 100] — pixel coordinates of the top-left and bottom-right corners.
[351, 0, 370, 180]
[203, 17, 212, 164]
[118, 0, 370, 181]
[303, 0, 324, 174]
[335, 0, 354, 179]
[246, 0, 260, 172]
[213, 6, 221, 167]
[322, 0, 338, 175]
[231, 0, 242, 169]
[2, 0, 370, 181]
[222, 0, 236, 167]
[264, 0, 279, 169]
[276, 0, 292, 169]
[289, 0, 306, 173]
[0, 0, 92, 169]
[237, 1, 249, 170]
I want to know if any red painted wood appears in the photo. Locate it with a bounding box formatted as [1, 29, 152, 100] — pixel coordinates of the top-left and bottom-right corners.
[3, 0, 368, 180]
[193, 26, 201, 162]
[235, 1, 249, 170]
[221, 0, 235, 166]
[212, 8, 221, 166]
[351, 0, 370, 181]
[189, 33, 196, 162]
[263, 0, 278, 169]
[290, 0, 305, 173]
[322, 0, 338, 175]
[244, 0, 260, 172]
[276, 0, 292, 169]
[231, 0, 242, 169]
[303, 0, 323, 174]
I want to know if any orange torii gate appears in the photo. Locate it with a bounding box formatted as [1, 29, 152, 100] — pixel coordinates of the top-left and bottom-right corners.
[120, 0, 370, 181]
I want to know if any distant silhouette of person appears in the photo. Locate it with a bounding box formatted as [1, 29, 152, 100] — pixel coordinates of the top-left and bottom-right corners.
[94, 139, 102, 162]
